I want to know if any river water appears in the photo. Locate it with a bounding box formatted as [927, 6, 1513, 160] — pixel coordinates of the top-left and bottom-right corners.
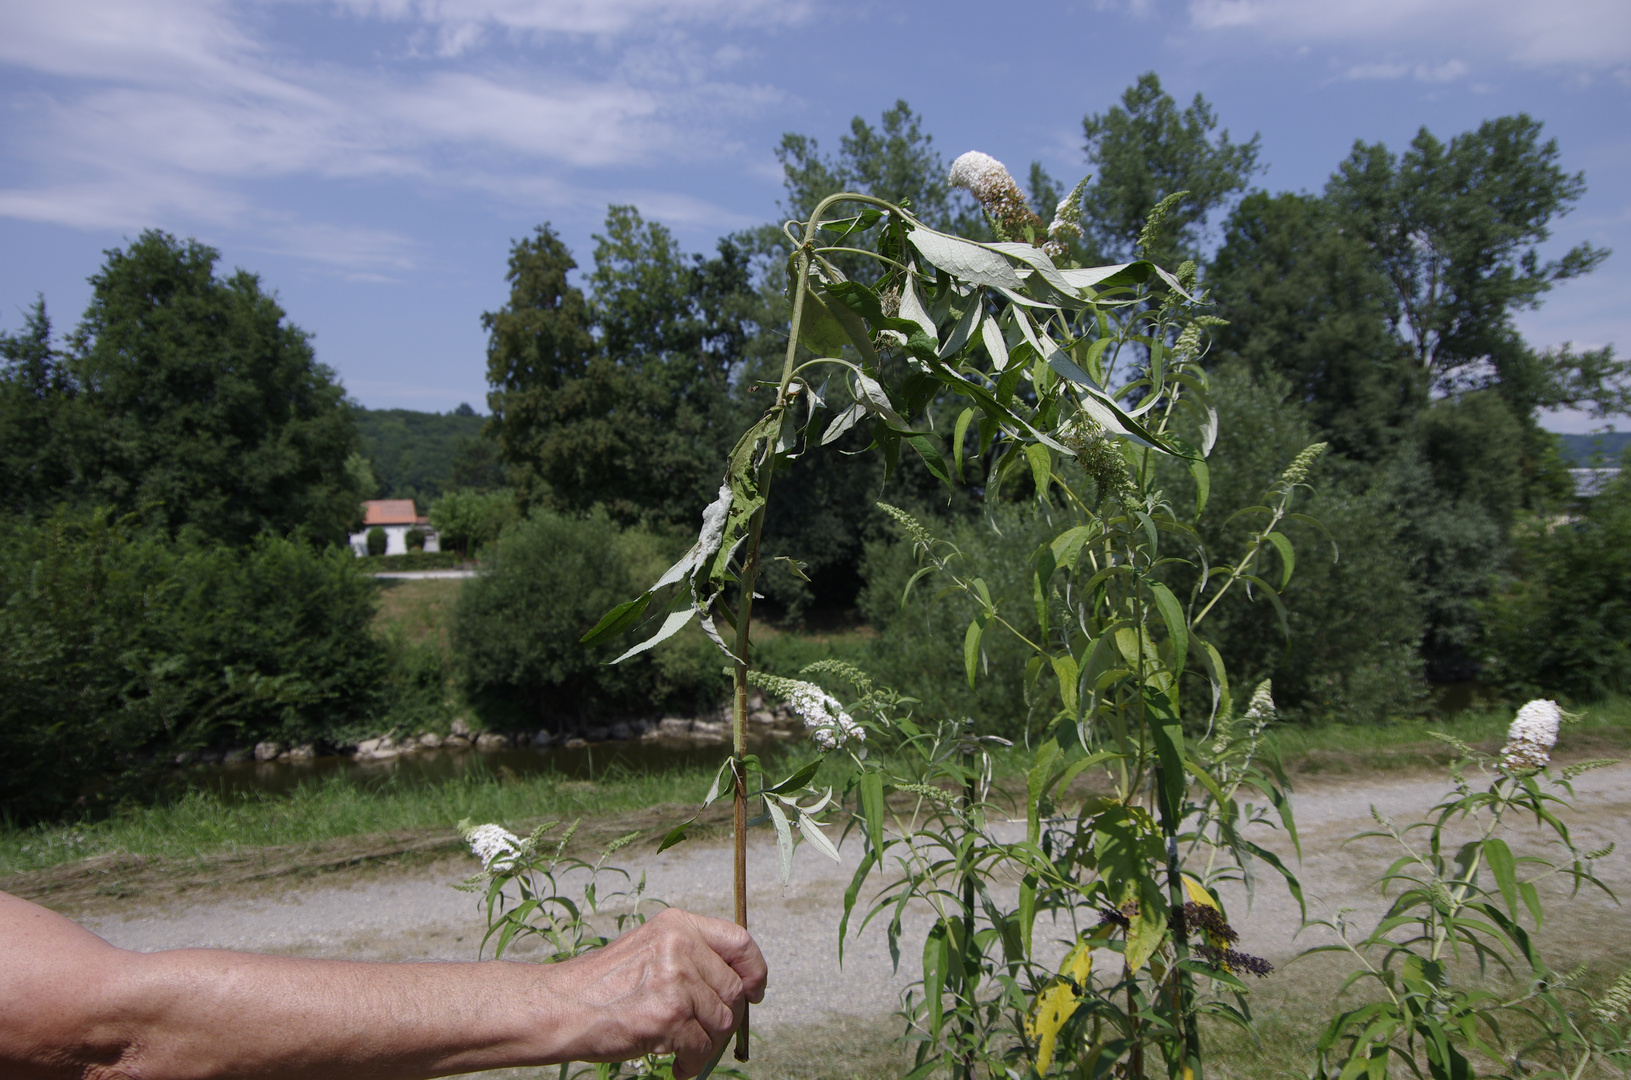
[187, 735, 790, 800]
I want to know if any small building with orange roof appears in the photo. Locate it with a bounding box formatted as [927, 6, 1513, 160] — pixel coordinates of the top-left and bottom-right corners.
[348, 499, 440, 556]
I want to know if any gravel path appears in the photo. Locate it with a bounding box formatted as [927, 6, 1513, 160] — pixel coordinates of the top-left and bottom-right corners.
[78, 764, 1631, 1034]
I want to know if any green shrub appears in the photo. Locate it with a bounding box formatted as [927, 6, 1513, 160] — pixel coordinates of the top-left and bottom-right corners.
[1483, 467, 1631, 700]
[1155, 367, 1428, 723]
[451, 509, 722, 731]
[428, 489, 517, 558]
[859, 504, 1060, 741]
[0, 510, 389, 821]
[365, 526, 387, 556]
[404, 527, 425, 551]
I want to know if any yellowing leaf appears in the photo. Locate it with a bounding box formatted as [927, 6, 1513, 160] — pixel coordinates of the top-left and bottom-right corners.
[1181, 874, 1219, 910]
[1025, 940, 1093, 1075]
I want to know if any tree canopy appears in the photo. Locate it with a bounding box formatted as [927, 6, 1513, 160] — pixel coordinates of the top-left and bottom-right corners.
[1, 231, 364, 545]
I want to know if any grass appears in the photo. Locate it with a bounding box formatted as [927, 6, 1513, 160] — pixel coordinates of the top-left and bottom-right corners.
[1271, 693, 1631, 775]
[373, 576, 465, 650]
[0, 763, 726, 882]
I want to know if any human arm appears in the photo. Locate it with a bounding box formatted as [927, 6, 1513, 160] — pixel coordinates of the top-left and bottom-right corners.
[0, 890, 765, 1080]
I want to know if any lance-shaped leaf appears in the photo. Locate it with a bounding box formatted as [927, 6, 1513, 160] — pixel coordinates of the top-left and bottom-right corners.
[853, 372, 907, 428]
[898, 272, 938, 345]
[909, 229, 1025, 291]
[980, 312, 1009, 371]
[611, 606, 697, 664]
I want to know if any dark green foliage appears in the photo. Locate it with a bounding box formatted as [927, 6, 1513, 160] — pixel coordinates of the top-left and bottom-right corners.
[1484, 468, 1631, 700]
[61, 231, 363, 545]
[1210, 192, 1419, 463]
[1327, 115, 1622, 416]
[451, 511, 722, 731]
[366, 526, 387, 556]
[858, 506, 1063, 741]
[158, 535, 389, 745]
[0, 298, 78, 516]
[483, 211, 755, 528]
[0, 511, 387, 821]
[404, 528, 425, 551]
[483, 224, 598, 513]
[352, 406, 488, 502]
[1079, 72, 1261, 265]
[1159, 368, 1429, 722]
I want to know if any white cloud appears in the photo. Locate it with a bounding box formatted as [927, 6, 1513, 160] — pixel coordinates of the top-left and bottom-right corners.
[1188, 0, 1631, 70]
[0, 0, 792, 255]
[330, 0, 807, 45]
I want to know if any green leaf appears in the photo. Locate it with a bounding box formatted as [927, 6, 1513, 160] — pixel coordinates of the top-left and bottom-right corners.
[580, 592, 651, 645]
[794, 285, 853, 356]
[951, 407, 975, 482]
[980, 312, 1010, 370]
[1052, 654, 1080, 717]
[610, 606, 697, 664]
[1484, 837, 1519, 917]
[1147, 580, 1188, 675]
[1263, 531, 1295, 587]
[656, 821, 692, 854]
[1149, 715, 1186, 827]
[1018, 873, 1039, 958]
[764, 797, 795, 885]
[859, 771, 886, 855]
[1025, 443, 1052, 503]
[1189, 457, 1210, 516]
[964, 616, 986, 690]
[838, 849, 877, 964]
[764, 757, 823, 795]
[904, 433, 952, 487]
[923, 920, 951, 1036]
[1518, 880, 1543, 928]
[796, 809, 840, 862]
[908, 229, 1026, 291]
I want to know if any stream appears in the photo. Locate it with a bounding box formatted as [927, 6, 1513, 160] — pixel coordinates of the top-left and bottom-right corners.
[183, 735, 790, 800]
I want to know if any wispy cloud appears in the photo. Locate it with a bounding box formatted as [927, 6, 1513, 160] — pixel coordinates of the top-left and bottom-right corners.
[0, 0, 801, 267]
[1189, 0, 1631, 71]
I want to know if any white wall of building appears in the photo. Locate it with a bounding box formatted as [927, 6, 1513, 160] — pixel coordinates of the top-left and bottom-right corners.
[348, 524, 440, 556]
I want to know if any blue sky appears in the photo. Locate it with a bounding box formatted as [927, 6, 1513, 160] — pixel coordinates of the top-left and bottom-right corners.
[1, 0, 1626, 432]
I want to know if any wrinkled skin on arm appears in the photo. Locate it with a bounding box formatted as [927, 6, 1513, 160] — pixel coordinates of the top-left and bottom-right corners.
[0, 891, 764, 1080]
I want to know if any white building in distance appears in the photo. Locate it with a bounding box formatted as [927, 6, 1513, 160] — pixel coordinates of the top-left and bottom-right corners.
[350, 499, 440, 556]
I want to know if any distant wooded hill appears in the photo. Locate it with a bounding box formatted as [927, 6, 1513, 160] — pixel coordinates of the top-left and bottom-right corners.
[1558, 432, 1630, 466]
[354, 404, 497, 504]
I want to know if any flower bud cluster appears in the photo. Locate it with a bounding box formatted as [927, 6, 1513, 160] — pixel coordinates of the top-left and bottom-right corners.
[1500, 698, 1562, 772]
[1278, 442, 1328, 487]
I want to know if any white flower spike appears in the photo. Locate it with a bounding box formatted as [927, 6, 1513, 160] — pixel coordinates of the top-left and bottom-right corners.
[1500, 698, 1562, 771]
[464, 823, 522, 871]
[786, 681, 865, 751]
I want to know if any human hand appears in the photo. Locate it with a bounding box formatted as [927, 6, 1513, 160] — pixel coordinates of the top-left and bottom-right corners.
[539, 907, 766, 1079]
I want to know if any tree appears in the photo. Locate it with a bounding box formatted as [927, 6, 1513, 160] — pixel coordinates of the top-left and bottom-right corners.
[771, 100, 970, 236]
[483, 210, 755, 526]
[1209, 192, 1419, 463]
[428, 489, 515, 559]
[483, 224, 597, 513]
[1079, 72, 1261, 266]
[58, 231, 363, 545]
[1327, 115, 1621, 416]
[0, 298, 78, 516]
